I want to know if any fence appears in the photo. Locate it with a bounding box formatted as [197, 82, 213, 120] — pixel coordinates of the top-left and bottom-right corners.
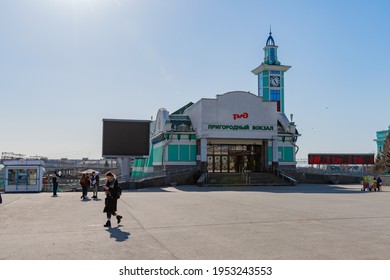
[295, 166, 371, 177]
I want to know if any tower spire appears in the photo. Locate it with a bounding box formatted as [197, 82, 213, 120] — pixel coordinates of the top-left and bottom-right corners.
[252, 30, 291, 112]
[266, 28, 276, 46]
[264, 30, 278, 64]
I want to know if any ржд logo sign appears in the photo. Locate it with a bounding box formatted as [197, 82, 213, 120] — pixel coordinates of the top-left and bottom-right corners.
[233, 112, 248, 120]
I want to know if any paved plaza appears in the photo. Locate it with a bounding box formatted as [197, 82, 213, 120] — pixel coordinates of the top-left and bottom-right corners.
[1, 184, 390, 260]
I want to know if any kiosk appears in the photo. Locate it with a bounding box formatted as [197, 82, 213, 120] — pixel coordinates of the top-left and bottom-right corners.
[3, 159, 45, 192]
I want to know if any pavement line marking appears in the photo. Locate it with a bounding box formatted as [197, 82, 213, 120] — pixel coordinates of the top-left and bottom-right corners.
[141, 215, 390, 230]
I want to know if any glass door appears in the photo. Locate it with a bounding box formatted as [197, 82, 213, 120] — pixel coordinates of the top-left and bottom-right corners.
[214, 156, 221, 172]
[229, 156, 235, 172]
[221, 156, 228, 172]
[207, 156, 213, 172]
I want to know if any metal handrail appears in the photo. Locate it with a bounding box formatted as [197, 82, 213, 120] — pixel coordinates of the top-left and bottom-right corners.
[197, 171, 208, 186]
[240, 167, 251, 184]
[277, 170, 297, 185]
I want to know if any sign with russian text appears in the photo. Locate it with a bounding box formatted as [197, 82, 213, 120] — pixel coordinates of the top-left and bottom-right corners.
[207, 124, 274, 131]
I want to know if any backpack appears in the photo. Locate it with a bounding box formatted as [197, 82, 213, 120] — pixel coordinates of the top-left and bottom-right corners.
[116, 183, 122, 199]
[111, 179, 121, 199]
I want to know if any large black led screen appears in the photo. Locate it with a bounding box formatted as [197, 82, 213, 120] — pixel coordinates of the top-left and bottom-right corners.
[102, 119, 150, 157]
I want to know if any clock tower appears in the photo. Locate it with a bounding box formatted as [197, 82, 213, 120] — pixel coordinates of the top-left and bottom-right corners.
[251, 31, 291, 113]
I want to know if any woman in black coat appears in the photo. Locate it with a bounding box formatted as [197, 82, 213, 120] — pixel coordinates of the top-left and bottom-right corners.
[103, 172, 122, 227]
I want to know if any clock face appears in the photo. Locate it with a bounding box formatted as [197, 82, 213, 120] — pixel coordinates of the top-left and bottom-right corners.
[270, 76, 280, 87]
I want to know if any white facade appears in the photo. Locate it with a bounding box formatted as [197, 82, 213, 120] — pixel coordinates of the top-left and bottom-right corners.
[186, 91, 277, 140]
[185, 91, 282, 171]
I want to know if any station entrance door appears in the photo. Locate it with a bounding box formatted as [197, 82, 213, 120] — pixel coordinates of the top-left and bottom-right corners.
[206, 143, 267, 173]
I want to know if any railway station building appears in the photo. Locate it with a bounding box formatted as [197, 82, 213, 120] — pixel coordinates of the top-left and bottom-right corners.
[132, 32, 300, 178]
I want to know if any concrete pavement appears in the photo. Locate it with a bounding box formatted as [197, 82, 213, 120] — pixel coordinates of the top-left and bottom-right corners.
[1, 184, 390, 259]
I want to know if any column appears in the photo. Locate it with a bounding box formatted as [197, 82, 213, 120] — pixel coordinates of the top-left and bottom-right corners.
[200, 138, 208, 171]
[272, 137, 279, 171]
[120, 157, 130, 182]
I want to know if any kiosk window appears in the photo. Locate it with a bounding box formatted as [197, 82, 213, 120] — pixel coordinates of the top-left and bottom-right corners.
[28, 169, 37, 185]
[8, 169, 16, 185]
[8, 168, 38, 185]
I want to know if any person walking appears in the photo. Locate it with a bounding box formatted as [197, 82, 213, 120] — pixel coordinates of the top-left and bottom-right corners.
[79, 173, 90, 200]
[90, 171, 100, 199]
[52, 171, 62, 197]
[103, 172, 122, 227]
[376, 176, 383, 191]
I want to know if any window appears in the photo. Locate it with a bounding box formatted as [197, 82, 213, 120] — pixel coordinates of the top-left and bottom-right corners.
[28, 169, 37, 185]
[258, 74, 263, 97]
[270, 90, 280, 101]
[270, 71, 280, 75]
[7, 168, 37, 185]
[259, 73, 263, 87]
[270, 49, 275, 63]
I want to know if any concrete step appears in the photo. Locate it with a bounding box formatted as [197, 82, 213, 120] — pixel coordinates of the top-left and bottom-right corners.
[207, 173, 244, 185]
[206, 172, 289, 186]
[248, 173, 289, 185]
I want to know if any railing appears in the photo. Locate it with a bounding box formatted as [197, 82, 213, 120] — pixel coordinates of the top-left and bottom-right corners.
[197, 171, 208, 186]
[43, 177, 107, 192]
[295, 167, 370, 177]
[131, 166, 199, 183]
[130, 170, 166, 182]
[277, 170, 297, 185]
[240, 167, 251, 184]
[166, 166, 198, 176]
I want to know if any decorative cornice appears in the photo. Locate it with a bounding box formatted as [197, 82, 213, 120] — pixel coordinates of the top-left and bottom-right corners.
[251, 64, 291, 75]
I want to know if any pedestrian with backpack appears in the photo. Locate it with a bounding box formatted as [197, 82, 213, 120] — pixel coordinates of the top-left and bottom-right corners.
[103, 171, 122, 227]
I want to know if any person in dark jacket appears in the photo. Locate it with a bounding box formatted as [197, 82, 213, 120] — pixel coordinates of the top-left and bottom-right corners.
[79, 173, 90, 200]
[90, 171, 100, 200]
[52, 171, 62, 197]
[103, 171, 122, 227]
[376, 176, 383, 191]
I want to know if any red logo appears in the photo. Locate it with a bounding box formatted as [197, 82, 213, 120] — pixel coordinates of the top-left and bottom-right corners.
[233, 112, 248, 120]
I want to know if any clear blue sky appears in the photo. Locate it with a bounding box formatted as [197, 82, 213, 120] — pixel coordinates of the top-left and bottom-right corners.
[1, 0, 389, 160]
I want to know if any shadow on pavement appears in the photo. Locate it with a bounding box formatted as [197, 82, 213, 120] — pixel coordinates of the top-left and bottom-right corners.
[128, 184, 378, 195]
[106, 225, 131, 242]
